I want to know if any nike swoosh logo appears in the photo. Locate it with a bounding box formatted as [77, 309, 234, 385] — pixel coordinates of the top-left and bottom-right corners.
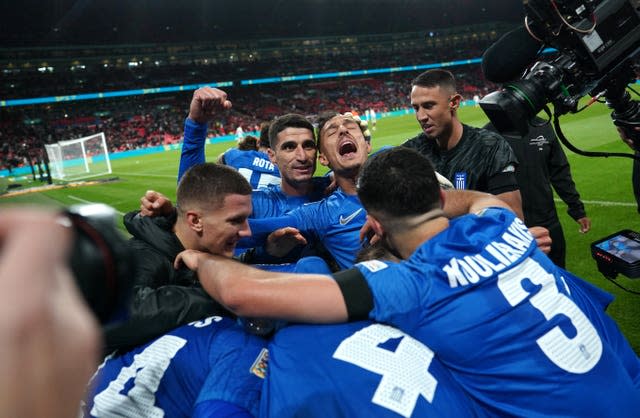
[339, 208, 363, 226]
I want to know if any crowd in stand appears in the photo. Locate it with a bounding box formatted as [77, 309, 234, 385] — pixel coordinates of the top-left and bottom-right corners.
[1, 48, 495, 172]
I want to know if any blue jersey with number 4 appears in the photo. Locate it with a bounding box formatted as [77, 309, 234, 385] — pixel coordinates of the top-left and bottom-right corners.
[352, 207, 640, 417]
[261, 321, 486, 418]
[85, 316, 267, 418]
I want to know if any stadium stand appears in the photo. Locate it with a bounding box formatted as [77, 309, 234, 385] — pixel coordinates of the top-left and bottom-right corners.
[0, 25, 505, 172]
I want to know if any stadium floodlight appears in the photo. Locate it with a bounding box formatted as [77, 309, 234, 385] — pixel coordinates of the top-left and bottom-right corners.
[45, 132, 112, 181]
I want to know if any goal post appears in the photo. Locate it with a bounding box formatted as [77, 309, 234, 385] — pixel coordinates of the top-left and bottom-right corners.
[45, 132, 112, 181]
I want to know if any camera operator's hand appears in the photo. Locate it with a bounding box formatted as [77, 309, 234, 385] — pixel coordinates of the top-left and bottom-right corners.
[617, 126, 640, 151]
[0, 209, 100, 418]
[188, 87, 233, 125]
[576, 216, 591, 234]
[139, 189, 175, 217]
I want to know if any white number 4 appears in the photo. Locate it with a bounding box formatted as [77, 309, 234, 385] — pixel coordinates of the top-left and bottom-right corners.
[333, 324, 437, 418]
[90, 335, 187, 417]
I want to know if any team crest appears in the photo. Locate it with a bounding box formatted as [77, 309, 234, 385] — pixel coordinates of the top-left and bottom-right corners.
[358, 260, 389, 272]
[250, 348, 269, 379]
[454, 172, 467, 189]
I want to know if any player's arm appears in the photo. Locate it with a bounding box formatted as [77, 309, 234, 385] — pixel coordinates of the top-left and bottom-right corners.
[175, 251, 349, 323]
[547, 137, 591, 233]
[441, 189, 511, 216]
[360, 189, 511, 244]
[177, 87, 233, 182]
[495, 189, 524, 220]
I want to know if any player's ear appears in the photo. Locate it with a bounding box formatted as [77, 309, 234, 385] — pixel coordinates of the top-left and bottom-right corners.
[267, 147, 276, 164]
[367, 214, 385, 237]
[186, 211, 203, 233]
[318, 152, 330, 167]
[449, 94, 462, 111]
[439, 188, 446, 209]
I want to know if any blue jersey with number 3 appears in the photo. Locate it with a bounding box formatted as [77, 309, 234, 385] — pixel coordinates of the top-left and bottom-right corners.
[85, 316, 267, 418]
[261, 321, 486, 418]
[352, 207, 640, 417]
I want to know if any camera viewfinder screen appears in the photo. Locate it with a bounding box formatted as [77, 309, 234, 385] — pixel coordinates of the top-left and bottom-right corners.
[596, 235, 640, 264]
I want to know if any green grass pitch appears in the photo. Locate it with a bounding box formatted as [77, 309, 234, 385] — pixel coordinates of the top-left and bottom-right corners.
[2, 103, 640, 353]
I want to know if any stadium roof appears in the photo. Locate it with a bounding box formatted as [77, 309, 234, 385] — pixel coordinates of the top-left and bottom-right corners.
[2, 0, 524, 47]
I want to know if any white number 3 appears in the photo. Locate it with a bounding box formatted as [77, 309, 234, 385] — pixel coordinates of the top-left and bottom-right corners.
[333, 324, 438, 418]
[497, 258, 602, 373]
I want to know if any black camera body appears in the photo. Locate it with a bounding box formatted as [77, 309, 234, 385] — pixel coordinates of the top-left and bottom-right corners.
[63, 204, 134, 324]
[480, 0, 640, 143]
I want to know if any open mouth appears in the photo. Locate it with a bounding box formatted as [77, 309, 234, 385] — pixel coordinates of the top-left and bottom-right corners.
[339, 140, 357, 156]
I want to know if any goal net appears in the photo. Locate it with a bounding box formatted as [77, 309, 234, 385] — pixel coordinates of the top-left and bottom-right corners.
[45, 132, 112, 181]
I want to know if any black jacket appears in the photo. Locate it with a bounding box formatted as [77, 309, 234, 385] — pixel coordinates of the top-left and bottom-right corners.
[485, 120, 586, 227]
[402, 124, 520, 195]
[103, 211, 231, 354]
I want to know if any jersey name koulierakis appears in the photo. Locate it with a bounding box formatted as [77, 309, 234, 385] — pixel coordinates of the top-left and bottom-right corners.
[338, 207, 640, 417]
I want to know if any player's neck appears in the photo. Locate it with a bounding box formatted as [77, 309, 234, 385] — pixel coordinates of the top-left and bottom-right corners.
[436, 120, 464, 151]
[335, 173, 358, 195]
[174, 221, 194, 251]
[391, 217, 449, 259]
[280, 179, 313, 197]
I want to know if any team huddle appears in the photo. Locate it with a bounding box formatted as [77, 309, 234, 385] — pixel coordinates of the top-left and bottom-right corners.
[84, 70, 640, 417]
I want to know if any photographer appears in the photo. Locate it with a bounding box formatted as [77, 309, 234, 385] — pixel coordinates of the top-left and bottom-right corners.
[0, 208, 100, 418]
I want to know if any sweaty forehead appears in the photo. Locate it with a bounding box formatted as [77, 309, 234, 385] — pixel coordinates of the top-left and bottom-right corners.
[411, 85, 451, 101]
[275, 127, 314, 146]
[322, 115, 358, 133]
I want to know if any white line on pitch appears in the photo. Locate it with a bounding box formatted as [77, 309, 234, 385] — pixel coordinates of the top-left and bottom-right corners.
[67, 195, 125, 216]
[555, 198, 637, 207]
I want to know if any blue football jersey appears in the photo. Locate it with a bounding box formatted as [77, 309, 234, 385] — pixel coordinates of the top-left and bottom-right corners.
[557, 268, 640, 388]
[222, 148, 281, 190]
[248, 189, 366, 270]
[85, 316, 267, 418]
[261, 321, 485, 418]
[351, 207, 640, 417]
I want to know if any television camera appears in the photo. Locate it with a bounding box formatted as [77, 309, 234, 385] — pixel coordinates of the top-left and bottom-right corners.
[480, 0, 640, 152]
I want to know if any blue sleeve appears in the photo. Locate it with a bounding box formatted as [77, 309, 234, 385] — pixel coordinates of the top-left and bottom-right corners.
[178, 118, 208, 182]
[191, 400, 253, 418]
[242, 215, 300, 248]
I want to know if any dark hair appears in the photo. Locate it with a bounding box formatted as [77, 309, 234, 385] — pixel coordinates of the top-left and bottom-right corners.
[238, 135, 259, 151]
[411, 69, 457, 93]
[259, 121, 271, 149]
[357, 147, 441, 218]
[268, 114, 315, 149]
[176, 163, 252, 213]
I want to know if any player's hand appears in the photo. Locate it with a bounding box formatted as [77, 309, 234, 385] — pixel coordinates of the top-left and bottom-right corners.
[359, 217, 380, 246]
[265, 227, 307, 258]
[174, 249, 209, 271]
[0, 209, 100, 418]
[323, 172, 337, 196]
[529, 226, 552, 254]
[140, 190, 174, 217]
[188, 87, 233, 124]
[576, 216, 591, 234]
